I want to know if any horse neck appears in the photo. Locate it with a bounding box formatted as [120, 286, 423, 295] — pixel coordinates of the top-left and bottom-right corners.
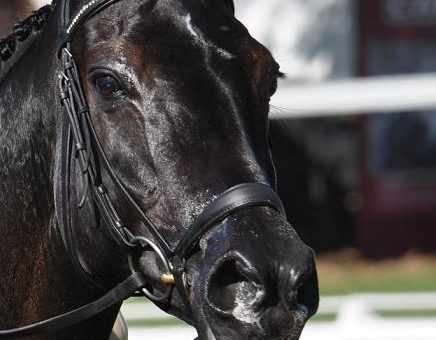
[0, 7, 61, 194]
[0, 5, 119, 337]
[0, 5, 60, 256]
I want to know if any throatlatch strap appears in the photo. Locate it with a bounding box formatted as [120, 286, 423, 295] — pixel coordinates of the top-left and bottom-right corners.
[0, 273, 147, 338]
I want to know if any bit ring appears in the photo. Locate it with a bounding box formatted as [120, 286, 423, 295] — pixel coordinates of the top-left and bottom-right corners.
[129, 236, 173, 302]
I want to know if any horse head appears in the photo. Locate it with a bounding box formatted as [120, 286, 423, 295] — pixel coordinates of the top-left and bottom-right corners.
[63, 0, 319, 338]
[0, 0, 318, 339]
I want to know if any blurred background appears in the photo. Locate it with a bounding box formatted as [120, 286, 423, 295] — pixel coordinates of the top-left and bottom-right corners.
[237, 1, 436, 339]
[3, 0, 436, 339]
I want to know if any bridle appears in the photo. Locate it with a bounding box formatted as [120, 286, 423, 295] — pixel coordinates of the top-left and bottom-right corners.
[0, 0, 285, 337]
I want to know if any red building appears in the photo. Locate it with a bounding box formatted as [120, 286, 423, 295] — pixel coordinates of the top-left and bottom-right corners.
[357, 0, 436, 257]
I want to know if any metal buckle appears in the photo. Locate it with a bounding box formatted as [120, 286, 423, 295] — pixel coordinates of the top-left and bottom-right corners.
[63, 47, 73, 58]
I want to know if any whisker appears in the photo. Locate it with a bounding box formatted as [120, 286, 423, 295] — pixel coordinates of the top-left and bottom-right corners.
[269, 104, 301, 117]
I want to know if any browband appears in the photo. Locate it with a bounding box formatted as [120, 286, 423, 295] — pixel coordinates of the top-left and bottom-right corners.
[58, 0, 121, 54]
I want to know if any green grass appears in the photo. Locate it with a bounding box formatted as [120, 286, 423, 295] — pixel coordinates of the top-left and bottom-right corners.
[310, 313, 337, 322]
[308, 310, 436, 323]
[126, 296, 150, 304]
[126, 310, 436, 329]
[126, 318, 187, 328]
[124, 251, 436, 328]
[379, 310, 436, 318]
[319, 274, 436, 296]
[124, 251, 436, 298]
[316, 251, 436, 296]
[126, 309, 436, 328]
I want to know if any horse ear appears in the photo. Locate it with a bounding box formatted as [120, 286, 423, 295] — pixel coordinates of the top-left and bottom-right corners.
[223, 0, 234, 14]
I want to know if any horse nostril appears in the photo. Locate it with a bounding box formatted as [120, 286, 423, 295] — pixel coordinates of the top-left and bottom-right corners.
[293, 266, 319, 318]
[206, 257, 264, 314]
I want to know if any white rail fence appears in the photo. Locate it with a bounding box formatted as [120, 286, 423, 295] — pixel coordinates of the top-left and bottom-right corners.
[32, 0, 51, 7]
[123, 293, 436, 340]
[302, 293, 436, 340]
[270, 73, 436, 118]
[319, 292, 436, 314]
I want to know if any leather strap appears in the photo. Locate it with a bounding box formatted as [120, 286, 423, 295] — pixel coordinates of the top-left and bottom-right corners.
[59, 119, 107, 290]
[175, 183, 285, 258]
[59, 0, 122, 54]
[0, 273, 147, 338]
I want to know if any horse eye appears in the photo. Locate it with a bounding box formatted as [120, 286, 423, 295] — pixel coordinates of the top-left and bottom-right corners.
[95, 75, 119, 96]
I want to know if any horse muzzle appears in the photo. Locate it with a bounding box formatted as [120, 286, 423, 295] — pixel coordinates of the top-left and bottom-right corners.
[186, 207, 319, 340]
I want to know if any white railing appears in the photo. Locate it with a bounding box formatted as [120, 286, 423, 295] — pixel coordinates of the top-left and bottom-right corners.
[123, 293, 436, 340]
[302, 294, 436, 340]
[318, 292, 436, 314]
[31, 0, 51, 7]
[122, 292, 436, 320]
[33, 0, 53, 6]
[270, 73, 436, 118]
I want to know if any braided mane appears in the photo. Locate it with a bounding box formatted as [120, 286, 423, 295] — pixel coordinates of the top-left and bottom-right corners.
[0, 4, 54, 71]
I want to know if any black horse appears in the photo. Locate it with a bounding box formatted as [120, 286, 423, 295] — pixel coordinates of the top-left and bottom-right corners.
[0, 1, 318, 339]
